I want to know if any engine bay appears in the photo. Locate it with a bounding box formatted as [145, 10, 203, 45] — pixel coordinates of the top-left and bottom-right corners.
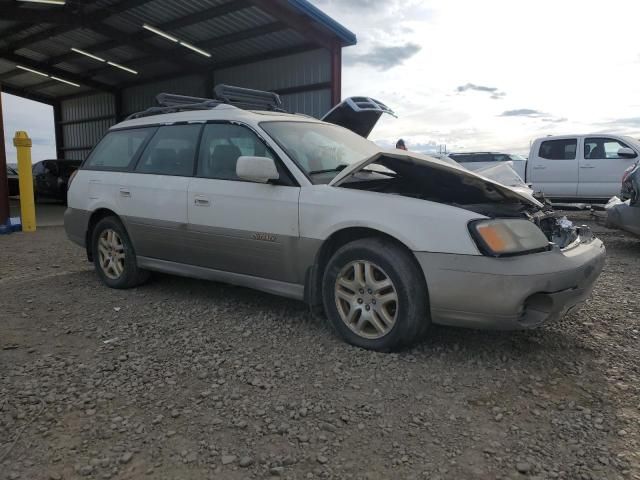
[339, 159, 579, 249]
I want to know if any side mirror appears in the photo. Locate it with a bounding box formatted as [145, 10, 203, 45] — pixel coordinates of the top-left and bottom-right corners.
[236, 156, 279, 184]
[618, 147, 637, 159]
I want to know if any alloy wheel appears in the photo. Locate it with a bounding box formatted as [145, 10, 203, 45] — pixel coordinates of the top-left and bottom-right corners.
[334, 260, 398, 339]
[97, 229, 125, 280]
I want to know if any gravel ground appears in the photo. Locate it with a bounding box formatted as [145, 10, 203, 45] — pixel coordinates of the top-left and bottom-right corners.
[1, 214, 639, 480]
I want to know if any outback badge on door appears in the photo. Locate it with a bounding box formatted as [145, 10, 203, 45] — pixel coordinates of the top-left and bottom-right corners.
[252, 232, 277, 242]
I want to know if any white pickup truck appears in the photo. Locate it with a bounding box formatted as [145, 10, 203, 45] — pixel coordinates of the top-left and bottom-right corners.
[527, 134, 640, 201]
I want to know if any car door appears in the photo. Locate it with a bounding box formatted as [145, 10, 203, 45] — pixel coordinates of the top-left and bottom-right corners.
[528, 138, 578, 197]
[579, 137, 638, 198]
[82, 126, 156, 223]
[187, 122, 301, 282]
[120, 123, 201, 265]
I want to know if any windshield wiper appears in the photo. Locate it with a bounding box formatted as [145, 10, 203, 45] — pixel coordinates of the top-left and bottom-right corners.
[308, 164, 349, 175]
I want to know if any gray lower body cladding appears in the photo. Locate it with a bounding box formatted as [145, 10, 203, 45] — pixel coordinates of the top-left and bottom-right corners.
[415, 239, 606, 329]
[64, 207, 90, 247]
[66, 207, 606, 331]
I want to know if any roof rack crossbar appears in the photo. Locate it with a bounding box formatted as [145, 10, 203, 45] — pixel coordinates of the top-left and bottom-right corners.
[214, 84, 284, 111]
[156, 93, 220, 108]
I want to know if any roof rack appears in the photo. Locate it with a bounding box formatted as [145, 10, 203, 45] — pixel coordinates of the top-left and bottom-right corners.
[125, 84, 286, 120]
[214, 84, 284, 111]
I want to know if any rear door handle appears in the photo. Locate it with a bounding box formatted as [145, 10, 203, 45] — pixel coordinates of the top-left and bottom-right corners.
[194, 197, 210, 206]
[119, 189, 131, 197]
[532, 166, 546, 170]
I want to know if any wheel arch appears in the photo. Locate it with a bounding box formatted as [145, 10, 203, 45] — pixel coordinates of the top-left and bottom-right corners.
[304, 226, 426, 307]
[85, 208, 120, 261]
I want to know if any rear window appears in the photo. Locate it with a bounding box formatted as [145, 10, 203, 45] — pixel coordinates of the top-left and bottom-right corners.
[538, 139, 577, 160]
[85, 128, 155, 170]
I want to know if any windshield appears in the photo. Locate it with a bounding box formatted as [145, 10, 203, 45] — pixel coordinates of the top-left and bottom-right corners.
[260, 121, 379, 183]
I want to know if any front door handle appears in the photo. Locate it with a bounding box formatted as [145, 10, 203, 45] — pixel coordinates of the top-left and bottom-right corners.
[580, 165, 595, 169]
[194, 197, 210, 206]
[119, 189, 131, 197]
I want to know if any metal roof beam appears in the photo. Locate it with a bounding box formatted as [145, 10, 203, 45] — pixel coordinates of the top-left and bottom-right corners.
[111, 43, 318, 93]
[0, 0, 152, 51]
[0, 5, 79, 25]
[67, 21, 288, 81]
[248, 0, 339, 50]
[0, 70, 25, 82]
[199, 21, 286, 50]
[85, 23, 200, 70]
[37, 0, 256, 71]
[0, 82, 57, 106]
[0, 52, 115, 93]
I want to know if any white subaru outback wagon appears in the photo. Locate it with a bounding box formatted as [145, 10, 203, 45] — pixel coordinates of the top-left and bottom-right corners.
[64, 86, 605, 351]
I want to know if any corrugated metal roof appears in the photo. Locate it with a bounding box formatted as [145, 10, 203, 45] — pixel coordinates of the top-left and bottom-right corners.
[0, 0, 356, 102]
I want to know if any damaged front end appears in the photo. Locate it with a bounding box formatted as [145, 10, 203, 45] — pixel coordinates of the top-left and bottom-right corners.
[331, 151, 585, 250]
[600, 161, 640, 237]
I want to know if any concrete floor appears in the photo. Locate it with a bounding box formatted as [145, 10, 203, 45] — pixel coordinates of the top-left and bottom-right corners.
[8, 197, 65, 227]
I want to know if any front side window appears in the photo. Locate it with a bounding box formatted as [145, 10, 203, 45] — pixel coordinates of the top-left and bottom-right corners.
[136, 124, 201, 176]
[197, 123, 274, 180]
[584, 137, 636, 160]
[85, 127, 155, 170]
[539, 139, 577, 160]
[260, 121, 379, 184]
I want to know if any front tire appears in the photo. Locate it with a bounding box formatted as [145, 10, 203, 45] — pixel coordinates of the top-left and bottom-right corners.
[322, 237, 429, 352]
[91, 216, 150, 289]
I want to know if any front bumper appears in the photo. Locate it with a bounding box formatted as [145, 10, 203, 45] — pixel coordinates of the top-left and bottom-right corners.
[415, 237, 606, 329]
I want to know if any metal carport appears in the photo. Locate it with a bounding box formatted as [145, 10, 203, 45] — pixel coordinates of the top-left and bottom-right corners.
[0, 0, 355, 226]
[0, 0, 355, 160]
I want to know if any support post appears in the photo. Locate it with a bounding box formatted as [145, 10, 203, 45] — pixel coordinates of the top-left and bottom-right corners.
[330, 44, 342, 107]
[114, 90, 122, 123]
[14, 131, 36, 232]
[54, 102, 64, 159]
[0, 85, 10, 230]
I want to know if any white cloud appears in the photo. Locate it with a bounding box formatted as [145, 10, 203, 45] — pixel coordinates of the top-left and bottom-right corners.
[312, 0, 640, 153]
[2, 93, 56, 164]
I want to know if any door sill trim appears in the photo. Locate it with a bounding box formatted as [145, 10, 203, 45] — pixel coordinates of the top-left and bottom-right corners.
[137, 256, 305, 301]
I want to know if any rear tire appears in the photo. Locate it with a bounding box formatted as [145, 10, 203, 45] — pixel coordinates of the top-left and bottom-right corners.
[322, 237, 429, 352]
[91, 216, 150, 289]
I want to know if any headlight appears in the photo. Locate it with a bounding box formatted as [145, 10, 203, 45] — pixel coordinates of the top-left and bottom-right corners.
[469, 219, 550, 257]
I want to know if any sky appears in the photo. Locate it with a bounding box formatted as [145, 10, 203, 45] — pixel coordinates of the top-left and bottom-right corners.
[312, 0, 640, 154]
[3, 0, 640, 159]
[1, 92, 55, 165]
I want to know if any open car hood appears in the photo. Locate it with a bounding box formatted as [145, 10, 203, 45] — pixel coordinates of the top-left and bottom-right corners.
[321, 97, 396, 138]
[328, 150, 544, 208]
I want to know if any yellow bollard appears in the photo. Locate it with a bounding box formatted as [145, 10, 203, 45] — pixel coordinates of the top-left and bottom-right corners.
[13, 131, 36, 232]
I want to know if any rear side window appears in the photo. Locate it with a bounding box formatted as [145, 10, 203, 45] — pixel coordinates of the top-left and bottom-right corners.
[85, 128, 155, 169]
[538, 139, 577, 160]
[136, 124, 201, 176]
